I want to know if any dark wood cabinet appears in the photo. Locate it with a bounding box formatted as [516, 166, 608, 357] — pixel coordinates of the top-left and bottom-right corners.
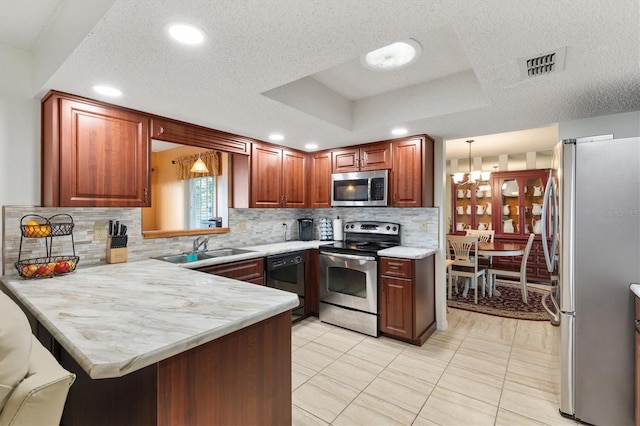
[308, 151, 332, 208]
[305, 249, 320, 316]
[197, 258, 265, 285]
[41, 91, 150, 207]
[379, 256, 436, 346]
[250, 143, 306, 208]
[391, 136, 433, 207]
[150, 117, 251, 155]
[331, 142, 392, 173]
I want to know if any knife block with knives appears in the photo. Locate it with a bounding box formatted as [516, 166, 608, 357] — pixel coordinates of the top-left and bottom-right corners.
[106, 220, 128, 264]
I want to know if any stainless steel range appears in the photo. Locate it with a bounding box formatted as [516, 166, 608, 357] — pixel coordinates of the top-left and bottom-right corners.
[319, 221, 401, 336]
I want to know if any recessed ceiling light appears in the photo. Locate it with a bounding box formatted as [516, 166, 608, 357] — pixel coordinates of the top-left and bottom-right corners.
[269, 133, 284, 141]
[305, 143, 318, 150]
[362, 39, 422, 71]
[166, 22, 206, 45]
[391, 128, 408, 136]
[92, 85, 122, 97]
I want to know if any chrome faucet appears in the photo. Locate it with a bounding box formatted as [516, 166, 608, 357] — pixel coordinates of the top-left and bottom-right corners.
[193, 236, 209, 252]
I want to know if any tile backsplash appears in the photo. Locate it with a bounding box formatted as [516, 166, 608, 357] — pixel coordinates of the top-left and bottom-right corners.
[2, 206, 439, 275]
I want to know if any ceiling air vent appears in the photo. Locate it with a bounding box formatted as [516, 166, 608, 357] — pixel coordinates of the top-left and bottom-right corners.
[519, 47, 566, 79]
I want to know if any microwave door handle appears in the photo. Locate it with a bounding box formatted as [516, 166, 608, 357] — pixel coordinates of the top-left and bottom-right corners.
[320, 251, 376, 262]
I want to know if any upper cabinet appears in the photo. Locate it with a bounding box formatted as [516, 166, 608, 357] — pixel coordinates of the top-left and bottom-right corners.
[250, 143, 306, 208]
[41, 91, 150, 207]
[331, 141, 393, 173]
[308, 151, 332, 208]
[391, 136, 434, 207]
[150, 117, 251, 155]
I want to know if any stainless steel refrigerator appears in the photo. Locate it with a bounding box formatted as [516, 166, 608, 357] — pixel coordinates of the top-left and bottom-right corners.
[542, 135, 640, 425]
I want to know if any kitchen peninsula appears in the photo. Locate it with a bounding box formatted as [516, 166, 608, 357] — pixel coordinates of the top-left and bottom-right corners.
[0, 259, 298, 425]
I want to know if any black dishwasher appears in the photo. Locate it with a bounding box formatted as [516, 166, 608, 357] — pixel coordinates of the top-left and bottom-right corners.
[265, 251, 305, 323]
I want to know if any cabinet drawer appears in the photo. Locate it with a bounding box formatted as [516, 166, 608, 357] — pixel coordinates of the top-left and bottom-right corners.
[197, 258, 264, 284]
[380, 257, 413, 278]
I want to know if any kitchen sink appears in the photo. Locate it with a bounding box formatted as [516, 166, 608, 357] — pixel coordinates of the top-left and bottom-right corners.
[153, 248, 256, 264]
[203, 248, 256, 257]
[154, 252, 215, 263]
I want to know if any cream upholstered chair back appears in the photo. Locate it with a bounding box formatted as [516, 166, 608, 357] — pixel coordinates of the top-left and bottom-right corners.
[465, 229, 495, 243]
[0, 291, 75, 425]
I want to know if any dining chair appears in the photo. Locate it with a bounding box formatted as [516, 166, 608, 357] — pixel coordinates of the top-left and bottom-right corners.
[465, 229, 495, 268]
[487, 233, 535, 303]
[465, 229, 495, 242]
[446, 235, 486, 304]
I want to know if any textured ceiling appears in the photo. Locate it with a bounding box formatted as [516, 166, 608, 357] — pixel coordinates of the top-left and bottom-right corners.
[1, 0, 639, 158]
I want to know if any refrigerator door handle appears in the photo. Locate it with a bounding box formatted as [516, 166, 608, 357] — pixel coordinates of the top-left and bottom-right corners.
[541, 172, 558, 272]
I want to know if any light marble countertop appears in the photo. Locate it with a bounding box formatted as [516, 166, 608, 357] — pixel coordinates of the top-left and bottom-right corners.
[1, 259, 298, 379]
[377, 246, 437, 259]
[175, 240, 335, 269]
[0, 240, 435, 380]
[174, 240, 436, 268]
[630, 283, 640, 298]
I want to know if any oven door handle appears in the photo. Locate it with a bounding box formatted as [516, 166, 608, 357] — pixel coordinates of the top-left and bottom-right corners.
[320, 251, 376, 262]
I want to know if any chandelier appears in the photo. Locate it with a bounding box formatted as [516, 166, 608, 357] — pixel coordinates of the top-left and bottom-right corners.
[452, 139, 491, 189]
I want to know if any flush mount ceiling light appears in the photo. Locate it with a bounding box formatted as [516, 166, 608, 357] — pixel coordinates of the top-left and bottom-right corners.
[92, 85, 122, 97]
[269, 133, 284, 141]
[362, 39, 422, 71]
[166, 22, 206, 45]
[391, 128, 408, 136]
[304, 143, 318, 150]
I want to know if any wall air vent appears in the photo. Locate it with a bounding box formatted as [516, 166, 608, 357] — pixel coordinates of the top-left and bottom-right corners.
[519, 47, 566, 79]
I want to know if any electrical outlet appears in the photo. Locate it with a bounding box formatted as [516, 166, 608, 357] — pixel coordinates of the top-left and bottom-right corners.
[94, 224, 107, 241]
[420, 220, 428, 231]
[237, 220, 247, 231]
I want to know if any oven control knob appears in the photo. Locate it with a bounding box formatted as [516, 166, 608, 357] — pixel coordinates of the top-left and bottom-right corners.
[294, 256, 302, 263]
[392, 226, 397, 231]
[386, 226, 390, 230]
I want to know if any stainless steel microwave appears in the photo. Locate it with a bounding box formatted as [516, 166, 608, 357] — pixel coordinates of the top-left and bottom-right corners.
[331, 170, 388, 207]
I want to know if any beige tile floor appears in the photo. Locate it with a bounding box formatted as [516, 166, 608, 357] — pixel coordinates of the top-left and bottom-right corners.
[292, 309, 578, 426]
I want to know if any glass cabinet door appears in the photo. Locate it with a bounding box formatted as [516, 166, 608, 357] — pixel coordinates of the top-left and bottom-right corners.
[453, 184, 472, 232]
[524, 175, 545, 235]
[500, 178, 519, 234]
[473, 184, 492, 231]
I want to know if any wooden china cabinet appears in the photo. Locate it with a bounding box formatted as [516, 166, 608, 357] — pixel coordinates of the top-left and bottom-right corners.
[451, 168, 554, 282]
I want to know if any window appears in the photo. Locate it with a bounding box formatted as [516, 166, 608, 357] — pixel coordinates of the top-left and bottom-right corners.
[186, 176, 215, 228]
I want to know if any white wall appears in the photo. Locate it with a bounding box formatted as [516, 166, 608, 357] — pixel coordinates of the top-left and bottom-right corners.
[0, 44, 41, 272]
[558, 111, 640, 140]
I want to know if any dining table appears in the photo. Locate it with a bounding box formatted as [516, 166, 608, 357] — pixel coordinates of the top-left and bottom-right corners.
[477, 241, 526, 257]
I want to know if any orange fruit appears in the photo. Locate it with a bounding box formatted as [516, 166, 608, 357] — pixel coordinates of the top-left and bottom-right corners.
[24, 220, 40, 237]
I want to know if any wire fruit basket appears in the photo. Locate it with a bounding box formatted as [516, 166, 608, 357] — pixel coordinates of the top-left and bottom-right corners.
[14, 214, 80, 279]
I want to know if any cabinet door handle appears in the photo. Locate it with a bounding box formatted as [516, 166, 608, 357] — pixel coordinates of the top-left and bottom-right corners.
[144, 187, 148, 203]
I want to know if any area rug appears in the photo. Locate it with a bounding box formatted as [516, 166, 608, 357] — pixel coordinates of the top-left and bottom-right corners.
[447, 280, 551, 321]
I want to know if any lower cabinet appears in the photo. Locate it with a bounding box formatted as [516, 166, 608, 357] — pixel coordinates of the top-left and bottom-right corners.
[197, 258, 264, 285]
[305, 249, 320, 316]
[379, 256, 436, 346]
